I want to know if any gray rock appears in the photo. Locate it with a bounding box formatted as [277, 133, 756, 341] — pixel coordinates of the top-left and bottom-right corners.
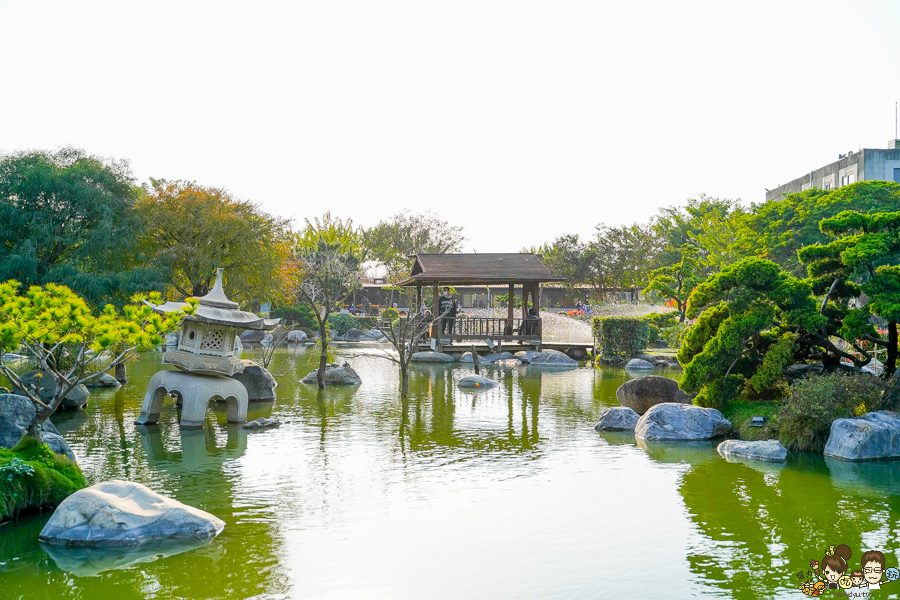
[634, 402, 733, 441]
[459, 351, 515, 363]
[616, 375, 692, 415]
[529, 350, 578, 366]
[458, 375, 499, 389]
[785, 363, 824, 379]
[514, 350, 541, 364]
[594, 407, 640, 432]
[39, 480, 225, 547]
[717, 439, 787, 462]
[0, 394, 72, 461]
[365, 328, 384, 340]
[410, 351, 456, 363]
[286, 330, 307, 343]
[341, 328, 363, 341]
[301, 362, 362, 386]
[242, 417, 281, 430]
[84, 373, 121, 389]
[13, 371, 90, 410]
[625, 358, 655, 370]
[824, 411, 900, 461]
[229, 360, 277, 401]
[239, 330, 266, 344]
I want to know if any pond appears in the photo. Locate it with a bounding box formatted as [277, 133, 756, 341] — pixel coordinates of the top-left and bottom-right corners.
[1, 348, 899, 599]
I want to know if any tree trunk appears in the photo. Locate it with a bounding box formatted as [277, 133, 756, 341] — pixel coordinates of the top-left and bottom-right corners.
[400, 359, 409, 397]
[26, 407, 48, 443]
[115, 362, 128, 384]
[471, 344, 480, 375]
[318, 323, 328, 389]
[888, 321, 899, 377]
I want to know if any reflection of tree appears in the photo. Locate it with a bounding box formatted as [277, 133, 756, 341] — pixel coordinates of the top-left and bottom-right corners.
[678, 453, 900, 599]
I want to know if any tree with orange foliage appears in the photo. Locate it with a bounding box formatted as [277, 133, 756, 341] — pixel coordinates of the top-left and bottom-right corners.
[137, 178, 292, 307]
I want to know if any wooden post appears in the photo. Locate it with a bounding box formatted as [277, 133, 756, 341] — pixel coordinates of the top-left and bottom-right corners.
[471, 343, 480, 375]
[507, 283, 514, 330]
[521, 284, 528, 319]
[416, 285, 422, 314]
[432, 285, 440, 351]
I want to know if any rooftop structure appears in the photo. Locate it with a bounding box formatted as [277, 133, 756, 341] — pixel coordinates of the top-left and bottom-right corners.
[765, 141, 900, 202]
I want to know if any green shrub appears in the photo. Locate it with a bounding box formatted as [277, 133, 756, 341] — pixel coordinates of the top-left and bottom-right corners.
[644, 311, 678, 328]
[381, 307, 400, 322]
[271, 304, 317, 329]
[0, 436, 86, 522]
[778, 373, 896, 452]
[647, 323, 661, 343]
[662, 322, 689, 349]
[592, 316, 650, 359]
[327, 312, 359, 335]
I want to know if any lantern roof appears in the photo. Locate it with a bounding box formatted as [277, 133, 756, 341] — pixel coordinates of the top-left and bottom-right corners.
[145, 268, 280, 331]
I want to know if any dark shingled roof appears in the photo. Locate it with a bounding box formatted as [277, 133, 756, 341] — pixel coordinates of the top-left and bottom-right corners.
[397, 253, 564, 286]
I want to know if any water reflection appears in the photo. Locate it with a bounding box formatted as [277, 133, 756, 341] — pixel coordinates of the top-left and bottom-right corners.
[41, 537, 217, 578]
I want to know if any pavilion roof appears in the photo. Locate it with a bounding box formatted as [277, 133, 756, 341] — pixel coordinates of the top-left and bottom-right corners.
[396, 253, 564, 286]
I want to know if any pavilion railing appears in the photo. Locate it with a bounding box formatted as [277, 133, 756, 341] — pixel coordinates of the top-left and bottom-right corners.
[432, 317, 542, 341]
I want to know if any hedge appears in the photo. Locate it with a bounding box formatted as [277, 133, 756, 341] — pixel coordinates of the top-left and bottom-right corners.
[592, 316, 650, 359]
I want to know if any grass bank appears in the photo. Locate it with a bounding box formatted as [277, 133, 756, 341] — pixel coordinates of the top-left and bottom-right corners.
[0, 436, 86, 522]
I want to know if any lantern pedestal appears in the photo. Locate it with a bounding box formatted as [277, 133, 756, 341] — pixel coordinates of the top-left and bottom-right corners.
[136, 370, 248, 429]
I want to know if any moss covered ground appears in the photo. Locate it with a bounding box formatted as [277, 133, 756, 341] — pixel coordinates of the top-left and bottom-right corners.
[0, 436, 86, 522]
[720, 400, 781, 441]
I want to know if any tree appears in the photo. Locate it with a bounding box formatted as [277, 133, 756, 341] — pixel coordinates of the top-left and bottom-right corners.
[644, 245, 704, 322]
[0, 147, 162, 306]
[292, 213, 366, 388]
[363, 211, 465, 283]
[590, 223, 659, 299]
[747, 181, 900, 277]
[137, 179, 293, 306]
[798, 210, 900, 376]
[0, 281, 187, 440]
[538, 234, 592, 300]
[372, 307, 434, 397]
[676, 258, 854, 408]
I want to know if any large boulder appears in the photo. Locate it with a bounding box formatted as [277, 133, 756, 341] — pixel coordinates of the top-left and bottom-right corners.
[13, 371, 90, 410]
[457, 375, 499, 389]
[286, 330, 307, 344]
[634, 403, 732, 441]
[616, 375, 692, 415]
[410, 351, 456, 363]
[341, 328, 363, 341]
[239, 330, 266, 344]
[229, 360, 277, 402]
[0, 393, 75, 461]
[824, 411, 900, 461]
[625, 358, 655, 370]
[84, 373, 121, 389]
[39, 480, 225, 547]
[459, 352, 515, 363]
[594, 407, 640, 432]
[514, 350, 541, 364]
[301, 362, 362, 386]
[717, 439, 788, 462]
[529, 350, 578, 366]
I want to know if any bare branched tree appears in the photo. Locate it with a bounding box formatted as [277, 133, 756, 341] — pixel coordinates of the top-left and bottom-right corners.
[371, 307, 435, 397]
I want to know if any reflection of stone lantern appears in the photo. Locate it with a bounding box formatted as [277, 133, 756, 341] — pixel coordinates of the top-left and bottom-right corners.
[136, 268, 279, 428]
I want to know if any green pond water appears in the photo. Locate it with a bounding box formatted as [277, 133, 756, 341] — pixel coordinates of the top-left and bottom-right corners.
[2, 348, 900, 599]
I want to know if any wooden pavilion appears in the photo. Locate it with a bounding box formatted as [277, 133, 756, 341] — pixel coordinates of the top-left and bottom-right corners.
[397, 253, 564, 351]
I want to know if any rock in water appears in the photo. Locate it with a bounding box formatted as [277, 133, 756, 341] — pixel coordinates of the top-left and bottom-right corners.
[529, 350, 578, 366]
[300, 362, 362, 386]
[239, 330, 266, 344]
[286, 330, 307, 343]
[84, 373, 121, 389]
[39, 480, 225, 547]
[13, 371, 90, 410]
[0, 393, 76, 461]
[594, 407, 640, 432]
[229, 360, 277, 401]
[242, 417, 281, 430]
[616, 376, 692, 415]
[625, 358, 655, 370]
[410, 351, 456, 363]
[457, 375, 499, 389]
[824, 411, 900, 461]
[717, 439, 788, 462]
[634, 403, 732, 441]
[459, 352, 515, 364]
[514, 350, 541, 364]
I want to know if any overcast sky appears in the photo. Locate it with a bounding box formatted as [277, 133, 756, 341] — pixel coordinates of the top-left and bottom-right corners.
[2, 0, 900, 252]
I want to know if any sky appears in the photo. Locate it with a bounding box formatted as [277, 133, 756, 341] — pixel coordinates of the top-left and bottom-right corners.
[2, 0, 900, 252]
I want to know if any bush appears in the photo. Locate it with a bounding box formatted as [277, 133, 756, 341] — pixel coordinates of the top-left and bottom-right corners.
[271, 304, 317, 329]
[0, 436, 86, 522]
[327, 312, 359, 335]
[778, 373, 896, 452]
[647, 322, 661, 343]
[592, 316, 650, 359]
[644, 311, 678, 328]
[662, 322, 689, 349]
[381, 307, 400, 322]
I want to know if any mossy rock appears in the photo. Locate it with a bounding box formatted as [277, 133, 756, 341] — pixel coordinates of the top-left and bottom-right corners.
[0, 436, 86, 522]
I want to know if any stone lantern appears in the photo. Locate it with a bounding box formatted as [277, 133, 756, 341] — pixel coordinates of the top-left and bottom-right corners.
[136, 268, 279, 428]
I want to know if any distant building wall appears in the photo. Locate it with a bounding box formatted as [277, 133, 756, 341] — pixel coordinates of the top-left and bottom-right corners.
[765, 147, 900, 202]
